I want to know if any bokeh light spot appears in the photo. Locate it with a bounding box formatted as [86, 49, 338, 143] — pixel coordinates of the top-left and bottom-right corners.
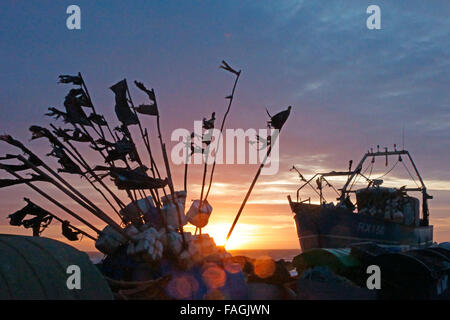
[202, 263, 227, 289]
[253, 256, 276, 279]
[167, 274, 199, 299]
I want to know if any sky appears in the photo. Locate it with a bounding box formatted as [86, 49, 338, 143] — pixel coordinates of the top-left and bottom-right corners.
[0, 1, 449, 251]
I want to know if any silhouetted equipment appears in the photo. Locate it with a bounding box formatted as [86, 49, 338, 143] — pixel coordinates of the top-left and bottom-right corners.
[266, 106, 291, 130]
[110, 79, 139, 126]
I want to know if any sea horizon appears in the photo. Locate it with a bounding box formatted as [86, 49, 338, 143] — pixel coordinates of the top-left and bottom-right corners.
[87, 248, 301, 264]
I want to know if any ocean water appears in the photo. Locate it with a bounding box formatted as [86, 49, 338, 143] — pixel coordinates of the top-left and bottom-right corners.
[228, 249, 300, 261]
[87, 249, 301, 264]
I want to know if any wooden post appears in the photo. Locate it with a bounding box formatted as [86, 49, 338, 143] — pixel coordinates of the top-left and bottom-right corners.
[203, 69, 241, 202]
[226, 131, 277, 244]
[78, 72, 108, 141]
[162, 144, 187, 247]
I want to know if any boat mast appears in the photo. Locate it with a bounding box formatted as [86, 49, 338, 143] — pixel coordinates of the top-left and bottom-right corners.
[405, 151, 431, 226]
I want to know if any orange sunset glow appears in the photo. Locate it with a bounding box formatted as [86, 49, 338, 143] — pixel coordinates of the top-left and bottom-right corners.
[1, 1, 449, 257]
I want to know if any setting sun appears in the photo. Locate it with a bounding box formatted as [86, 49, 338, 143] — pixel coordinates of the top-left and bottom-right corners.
[184, 223, 260, 250]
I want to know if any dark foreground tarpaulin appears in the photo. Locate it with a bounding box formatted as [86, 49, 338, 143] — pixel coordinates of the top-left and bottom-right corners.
[0, 234, 113, 299]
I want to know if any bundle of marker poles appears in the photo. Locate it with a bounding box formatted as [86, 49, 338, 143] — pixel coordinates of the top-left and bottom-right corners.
[0, 65, 249, 253]
[0, 73, 181, 244]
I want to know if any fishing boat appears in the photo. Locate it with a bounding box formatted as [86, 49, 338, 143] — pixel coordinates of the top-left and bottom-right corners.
[288, 148, 434, 251]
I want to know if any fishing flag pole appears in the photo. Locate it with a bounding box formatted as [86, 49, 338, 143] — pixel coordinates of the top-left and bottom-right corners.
[225, 132, 278, 244]
[0, 164, 101, 235]
[203, 61, 241, 203]
[21, 197, 97, 241]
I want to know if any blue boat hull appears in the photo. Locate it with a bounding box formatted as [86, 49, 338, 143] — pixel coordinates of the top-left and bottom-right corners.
[290, 203, 433, 251]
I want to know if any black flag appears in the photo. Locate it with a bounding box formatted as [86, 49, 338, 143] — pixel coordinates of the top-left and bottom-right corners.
[58, 75, 82, 85]
[22, 215, 53, 236]
[53, 128, 91, 143]
[134, 81, 159, 116]
[134, 104, 159, 116]
[220, 60, 240, 76]
[45, 107, 68, 122]
[266, 106, 291, 131]
[88, 113, 108, 126]
[62, 220, 81, 241]
[47, 145, 83, 175]
[93, 165, 168, 190]
[0, 154, 42, 172]
[134, 81, 156, 101]
[63, 89, 91, 125]
[110, 79, 139, 126]
[16, 200, 54, 237]
[104, 137, 135, 163]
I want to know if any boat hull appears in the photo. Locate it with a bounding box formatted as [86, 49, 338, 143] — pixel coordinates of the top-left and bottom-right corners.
[290, 203, 433, 251]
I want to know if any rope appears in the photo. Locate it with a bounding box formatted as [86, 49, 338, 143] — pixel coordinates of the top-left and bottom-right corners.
[373, 159, 399, 180]
[349, 162, 372, 190]
[367, 161, 374, 180]
[401, 160, 420, 188]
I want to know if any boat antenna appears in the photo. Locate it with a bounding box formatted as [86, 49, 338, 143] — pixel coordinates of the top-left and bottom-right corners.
[402, 123, 405, 150]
